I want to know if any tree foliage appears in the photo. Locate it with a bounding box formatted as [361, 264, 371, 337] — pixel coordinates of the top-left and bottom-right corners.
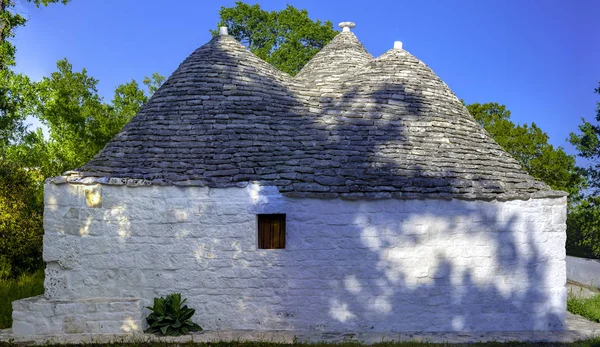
[466, 102, 584, 197]
[34, 59, 113, 175]
[0, 0, 71, 277]
[0, 63, 163, 277]
[567, 83, 600, 259]
[212, 2, 338, 76]
[0, 160, 43, 277]
[143, 72, 166, 96]
[567, 195, 600, 258]
[0, 61, 164, 276]
[570, 82, 600, 195]
[0, 0, 69, 155]
[23, 59, 164, 177]
[0, 0, 168, 276]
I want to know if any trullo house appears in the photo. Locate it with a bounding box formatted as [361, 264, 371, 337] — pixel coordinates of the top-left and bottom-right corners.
[12, 22, 567, 335]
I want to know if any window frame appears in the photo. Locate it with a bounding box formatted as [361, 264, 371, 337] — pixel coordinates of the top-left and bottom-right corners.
[257, 214, 286, 249]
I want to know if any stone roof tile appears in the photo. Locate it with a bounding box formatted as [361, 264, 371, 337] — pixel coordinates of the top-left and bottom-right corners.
[70, 28, 565, 200]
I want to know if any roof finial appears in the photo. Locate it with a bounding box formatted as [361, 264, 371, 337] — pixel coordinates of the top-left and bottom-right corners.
[338, 22, 356, 32]
[394, 41, 403, 50]
[219, 26, 228, 36]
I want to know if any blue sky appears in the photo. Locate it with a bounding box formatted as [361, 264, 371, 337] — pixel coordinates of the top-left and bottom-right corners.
[13, 0, 600, 161]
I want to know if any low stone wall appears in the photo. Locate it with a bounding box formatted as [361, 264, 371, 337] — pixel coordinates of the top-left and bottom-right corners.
[567, 256, 600, 288]
[26, 182, 567, 334]
[12, 296, 143, 335]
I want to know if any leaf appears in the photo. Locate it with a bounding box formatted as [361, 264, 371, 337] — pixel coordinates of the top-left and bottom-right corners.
[173, 293, 181, 304]
[188, 322, 203, 331]
[145, 293, 202, 335]
[213, 3, 337, 76]
[180, 309, 195, 321]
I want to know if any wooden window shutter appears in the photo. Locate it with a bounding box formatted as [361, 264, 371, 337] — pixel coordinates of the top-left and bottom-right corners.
[258, 214, 286, 249]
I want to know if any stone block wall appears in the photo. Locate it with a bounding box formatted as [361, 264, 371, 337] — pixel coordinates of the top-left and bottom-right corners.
[566, 256, 600, 288]
[32, 182, 567, 333]
[12, 296, 143, 335]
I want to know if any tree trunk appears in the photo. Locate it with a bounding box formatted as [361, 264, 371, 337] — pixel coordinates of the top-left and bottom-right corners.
[0, 0, 8, 44]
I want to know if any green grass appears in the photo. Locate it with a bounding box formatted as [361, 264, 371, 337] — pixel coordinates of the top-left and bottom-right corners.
[568, 289, 600, 323]
[0, 269, 44, 329]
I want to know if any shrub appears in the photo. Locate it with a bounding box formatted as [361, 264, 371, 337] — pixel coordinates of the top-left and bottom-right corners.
[145, 293, 202, 336]
[0, 269, 45, 328]
[0, 160, 44, 278]
[567, 196, 600, 259]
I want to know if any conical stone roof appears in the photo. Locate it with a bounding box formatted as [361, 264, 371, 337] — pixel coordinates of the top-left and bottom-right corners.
[296, 31, 373, 87]
[73, 26, 565, 200]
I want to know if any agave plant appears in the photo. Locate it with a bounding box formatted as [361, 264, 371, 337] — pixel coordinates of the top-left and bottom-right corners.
[145, 293, 203, 336]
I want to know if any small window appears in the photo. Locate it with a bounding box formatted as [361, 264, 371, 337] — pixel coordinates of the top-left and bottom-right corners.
[258, 214, 286, 249]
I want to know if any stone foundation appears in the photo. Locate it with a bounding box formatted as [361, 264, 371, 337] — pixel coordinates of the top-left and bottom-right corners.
[12, 296, 143, 335]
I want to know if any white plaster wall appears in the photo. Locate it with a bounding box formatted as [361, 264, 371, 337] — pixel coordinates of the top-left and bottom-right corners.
[12, 296, 144, 335]
[42, 183, 567, 332]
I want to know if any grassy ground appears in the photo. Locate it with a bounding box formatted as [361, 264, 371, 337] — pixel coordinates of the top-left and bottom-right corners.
[0, 270, 44, 329]
[568, 289, 600, 323]
[0, 340, 600, 347]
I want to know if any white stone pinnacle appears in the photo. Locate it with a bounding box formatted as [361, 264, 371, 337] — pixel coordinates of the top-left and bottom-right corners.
[219, 26, 228, 36]
[338, 21, 356, 32]
[394, 41, 403, 49]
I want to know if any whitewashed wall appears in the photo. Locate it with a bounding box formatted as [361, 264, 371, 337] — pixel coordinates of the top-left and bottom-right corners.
[39, 182, 567, 332]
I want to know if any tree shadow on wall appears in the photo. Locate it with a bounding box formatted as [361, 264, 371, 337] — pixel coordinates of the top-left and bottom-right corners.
[91, 38, 566, 332]
[281, 202, 565, 332]
[274, 73, 564, 332]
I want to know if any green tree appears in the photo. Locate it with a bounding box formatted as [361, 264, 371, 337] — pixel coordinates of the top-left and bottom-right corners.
[212, 2, 338, 76]
[0, 0, 69, 57]
[467, 102, 584, 197]
[0, 0, 167, 277]
[0, 0, 69, 154]
[143, 72, 166, 95]
[0, 159, 43, 277]
[0, 61, 164, 277]
[0, 0, 70, 277]
[30, 59, 164, 177]
[33, 59, 113, 176]
[570, 82, 600, 194]
[0, 73, 35, 150]
[567, 83, 600, 259]
[566, 196, 600, 258]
